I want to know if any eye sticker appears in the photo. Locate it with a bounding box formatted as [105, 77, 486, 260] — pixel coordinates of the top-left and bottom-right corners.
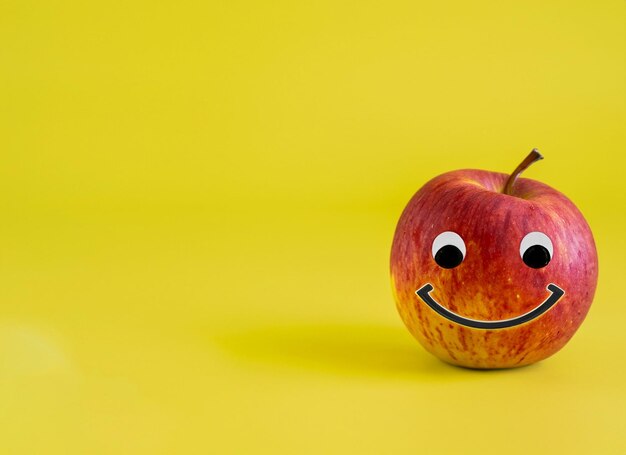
[520, 232, 553, 269]
[432, 231, 466, 269]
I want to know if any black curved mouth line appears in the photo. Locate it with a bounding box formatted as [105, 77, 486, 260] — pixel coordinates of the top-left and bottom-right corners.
[415, 283, 565, 330]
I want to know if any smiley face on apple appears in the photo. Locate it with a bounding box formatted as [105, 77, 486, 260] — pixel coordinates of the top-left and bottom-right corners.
[390, 150, 598, 369]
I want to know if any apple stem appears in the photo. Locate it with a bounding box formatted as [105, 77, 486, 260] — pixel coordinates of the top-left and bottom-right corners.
[503, 149, 544, 195]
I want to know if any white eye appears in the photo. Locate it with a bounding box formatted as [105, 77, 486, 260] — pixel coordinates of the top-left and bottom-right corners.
[520, 232, 553, 269]
[432, 231, 466, 269]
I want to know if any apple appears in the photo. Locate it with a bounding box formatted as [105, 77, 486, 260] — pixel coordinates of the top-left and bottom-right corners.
[390, 150, 598, 368]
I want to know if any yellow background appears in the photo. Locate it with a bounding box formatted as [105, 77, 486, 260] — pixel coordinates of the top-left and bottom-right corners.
[1, 0, 624, 453]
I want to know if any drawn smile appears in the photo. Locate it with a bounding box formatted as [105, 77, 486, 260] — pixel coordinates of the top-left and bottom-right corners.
[415, 283, 565, 329]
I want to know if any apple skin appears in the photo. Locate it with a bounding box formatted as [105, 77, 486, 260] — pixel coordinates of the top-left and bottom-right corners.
[390, 169, 598, 369]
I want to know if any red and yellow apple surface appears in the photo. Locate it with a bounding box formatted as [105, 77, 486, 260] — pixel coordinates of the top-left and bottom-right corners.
[390, 150, 598, 368]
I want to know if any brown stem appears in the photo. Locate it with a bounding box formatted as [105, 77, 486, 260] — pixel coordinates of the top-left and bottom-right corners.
[503, 149, 544, 195]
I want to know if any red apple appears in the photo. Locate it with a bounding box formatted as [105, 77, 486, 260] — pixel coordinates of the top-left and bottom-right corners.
[390, 150, 598, 369]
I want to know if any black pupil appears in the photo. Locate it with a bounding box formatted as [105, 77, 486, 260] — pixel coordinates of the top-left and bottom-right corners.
[434, 245, 463, 269]
[523, 245, 551, 268]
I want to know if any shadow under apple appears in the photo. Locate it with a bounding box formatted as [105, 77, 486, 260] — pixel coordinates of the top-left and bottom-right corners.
[211, 322, 534, 381]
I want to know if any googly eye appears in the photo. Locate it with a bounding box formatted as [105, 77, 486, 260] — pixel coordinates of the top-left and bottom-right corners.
[432, 231, 466, 269]
[520, 232, 553, 269]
